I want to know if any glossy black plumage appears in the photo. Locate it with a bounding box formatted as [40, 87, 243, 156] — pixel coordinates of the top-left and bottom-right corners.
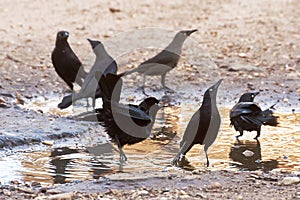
[98, 73, 160, 161]
[230, 92, 279, 139]
[172, 79, 222, 167]
[51, 31, 87, 90]
[120, 29, 197, 94]
[58, 39, 118, 109]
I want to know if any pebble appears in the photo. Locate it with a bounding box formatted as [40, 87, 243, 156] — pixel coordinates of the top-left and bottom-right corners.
[137, 190, 149, 196]
[242, 150, 254, 157]
[207, 181, 222, 189]
[3, 189, 11, 196]
[238, 53, 247, 58]
[291, 171, 300, 176]
[228, 64, 262, 72]
[42, 140, 54, 146]
[281, 177, 300, 185]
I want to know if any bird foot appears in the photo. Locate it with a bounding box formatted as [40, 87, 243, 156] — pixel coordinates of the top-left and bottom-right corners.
[235, 135, 241, 140]
[119, 152, 128, 162]
[171, 157, 179, 166]
[120, 155, 127, 162]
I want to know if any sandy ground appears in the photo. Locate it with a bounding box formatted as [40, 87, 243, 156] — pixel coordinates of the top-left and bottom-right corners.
[0, 0, 299, 199]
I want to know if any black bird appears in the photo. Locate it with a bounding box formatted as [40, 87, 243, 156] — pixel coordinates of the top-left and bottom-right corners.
[51, 31, 87, 90]
[120, 29, 197, 94]
[58, 39, 118, 109]
[230, 92, 279, 139]
[98, 73, 161, 161]
[172, 79, 222, 167]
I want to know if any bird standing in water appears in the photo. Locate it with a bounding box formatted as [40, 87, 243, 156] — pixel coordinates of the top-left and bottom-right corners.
[172, 79, 222, 167]
[98, 73, 161, 161]
[230, 92, 279, 139]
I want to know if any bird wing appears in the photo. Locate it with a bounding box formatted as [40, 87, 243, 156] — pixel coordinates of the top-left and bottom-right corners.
[230, 102, 262, 118]
[181, 110, 201, 148]
[103, 60, 118, 75]
[240, 115, 262, 126]
[125, 51, 179, 75]
[142, 50, 179, 66]
[110, 102, 151, 122]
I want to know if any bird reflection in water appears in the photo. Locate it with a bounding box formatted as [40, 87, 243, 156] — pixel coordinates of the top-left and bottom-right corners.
[50, 147, 80, 184]
[229, 140, 278, 171]
[50, 145, 113, 184]
[151, 94, 179, 143]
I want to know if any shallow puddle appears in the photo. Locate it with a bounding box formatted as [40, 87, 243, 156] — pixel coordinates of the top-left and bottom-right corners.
[0, 101, 299, 184]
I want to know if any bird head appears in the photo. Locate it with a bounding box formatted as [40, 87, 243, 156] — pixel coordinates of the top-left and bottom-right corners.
[238, 92, 259, 103]
[87, 38, 102, 49]
[180, 29, 198, 36]
[56, 31, 69, 41]
[204, 79, 223, 101]
[138, 97, 160, 113]
[174, 29, 197, 41]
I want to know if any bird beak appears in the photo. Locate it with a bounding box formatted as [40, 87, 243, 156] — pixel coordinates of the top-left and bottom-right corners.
[157, 99, 166, 107]
[213, 79, 223, 89]
[87, 38, 101, 49]
[253, 91, 260, 97]
[64, 31, 69, 37]
[186, 29, 198, 36]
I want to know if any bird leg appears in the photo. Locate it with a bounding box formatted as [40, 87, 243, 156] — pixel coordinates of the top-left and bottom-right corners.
[254, 128, 261, 140]
[161, 74, 175, 92]
[236, 130, 243, 139]
[172, 141, 190, 166]
[204, 150, 209, 167]
[115, 136, 127, 161]
[92, 97, 96, 110]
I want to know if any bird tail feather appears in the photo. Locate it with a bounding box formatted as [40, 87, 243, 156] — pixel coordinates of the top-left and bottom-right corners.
[260, 108, 279, 126]
[58, 94, 73, 109]
[98, 73, 122, 103]
[118, 68, 137, 77]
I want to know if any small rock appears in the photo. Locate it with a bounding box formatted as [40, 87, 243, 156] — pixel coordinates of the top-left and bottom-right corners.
[42, 140, 54, 146]
[207, 181, 222, 189]
[11, 180, 19, 185]
[178, 190, 187, 195]
[283, 98, 289, 103]
[228, 64, 262, 72]
[161, 188, 169, 193]
[238, 53, 247, 58]
[281, 177, 300, 185]
[46, 189, 61, 194]
[31, 181, 41, 187]
[137, 190, 149, 196]
[17, 187, 34, 194]
[196, 193, 207, 199]
[291, 171, 300, 177]
[40, 187, 47, 193]
[242, 150, 254, 157]
[109, 8, 121, 13]
[126, 96, 135, 102]
[15, 92, 24, 105]
[3, 189, 11, 196]
[43, 192, 73, 199]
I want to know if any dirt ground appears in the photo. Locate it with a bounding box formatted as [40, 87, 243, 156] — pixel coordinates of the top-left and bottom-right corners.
[0, 0, 299, 199]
